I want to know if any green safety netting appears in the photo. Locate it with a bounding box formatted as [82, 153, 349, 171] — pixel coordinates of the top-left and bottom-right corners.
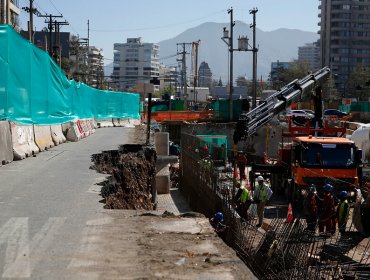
[0, 25, 140, 124]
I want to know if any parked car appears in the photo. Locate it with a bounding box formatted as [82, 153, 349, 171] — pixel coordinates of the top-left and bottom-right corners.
[324, 109, 348, 118]
[285, 110, 314, 126]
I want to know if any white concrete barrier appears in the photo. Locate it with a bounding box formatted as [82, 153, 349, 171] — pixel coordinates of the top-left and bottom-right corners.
[51, 124, 66, 145]
[65, 121, 82, 142]
[79, 120, 90, 137]
[34, 125, 55, 151]
[129, 118, 141, 126]
[10, 122, 32, 160]
[87, 119, 96, 134]
[156, 164, 170, 194]
[96, 118, 114, 128]
[90, 119, 98, 130]
[113, 118, 121, 127]
[25, 125, 40, 155]
[0, 121, 13, 165]
[155, 132, 169, 156]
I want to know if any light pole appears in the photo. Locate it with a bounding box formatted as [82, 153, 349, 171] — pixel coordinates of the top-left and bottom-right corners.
[221, 8, 235, 122]
[222, 7, 259, 118]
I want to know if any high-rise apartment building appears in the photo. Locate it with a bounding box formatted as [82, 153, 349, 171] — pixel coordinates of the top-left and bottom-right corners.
[319, 0, 370, 96]
[113, 38, 159, 91]
[298, 42, 320, 71]
[88, 46, 104, 89]
[0, 0, 20, 30]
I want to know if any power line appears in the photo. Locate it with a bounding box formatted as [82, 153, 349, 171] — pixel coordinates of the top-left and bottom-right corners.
[88, 10, 225, 33]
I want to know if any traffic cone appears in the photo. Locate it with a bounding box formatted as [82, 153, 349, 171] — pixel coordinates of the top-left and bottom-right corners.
[286, 203, 293, 223]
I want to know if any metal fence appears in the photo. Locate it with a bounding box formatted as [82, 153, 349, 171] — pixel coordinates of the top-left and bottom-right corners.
[180, 132, 370, 279]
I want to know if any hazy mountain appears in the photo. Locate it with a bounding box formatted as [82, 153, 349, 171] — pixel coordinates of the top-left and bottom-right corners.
[158, 21, 319, 81]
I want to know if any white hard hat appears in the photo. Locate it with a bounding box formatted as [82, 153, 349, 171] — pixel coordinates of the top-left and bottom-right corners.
[257, 175, 264, 181]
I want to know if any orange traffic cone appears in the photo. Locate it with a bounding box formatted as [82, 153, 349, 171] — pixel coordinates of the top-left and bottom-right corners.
[286, 203, 293, 223]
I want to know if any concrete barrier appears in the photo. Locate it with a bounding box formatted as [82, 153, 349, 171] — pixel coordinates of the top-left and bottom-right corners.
[0, 121, 13, 165]
[76, 120, 86, 138]
[90, 119, 98, 130]
[156, 164, 170, 194]
[96, 118, 114, 128]
[10, 122, 32, 160]
[65, 121, 82, 142]
[25, 125, 40, 155]
[87, 119, 96, 134]
[79, 120, 90, 137]
[155, 132, 169, 156]
[113, 118, 121, 127]
[51, 124, 66, 145]
[34, 125, 55, 151]
[129, 118, 141, 126]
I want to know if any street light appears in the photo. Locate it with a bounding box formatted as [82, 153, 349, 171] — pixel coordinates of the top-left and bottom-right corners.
[221, 7, 259, 122]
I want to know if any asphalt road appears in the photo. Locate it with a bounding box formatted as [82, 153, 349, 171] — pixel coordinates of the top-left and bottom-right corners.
[0, 127, 139, 279]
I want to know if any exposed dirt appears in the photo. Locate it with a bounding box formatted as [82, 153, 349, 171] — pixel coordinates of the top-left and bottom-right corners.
[91, 144, 156, 210]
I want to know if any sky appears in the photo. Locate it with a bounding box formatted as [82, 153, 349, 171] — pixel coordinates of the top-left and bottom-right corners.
[19, 0, 320, 66]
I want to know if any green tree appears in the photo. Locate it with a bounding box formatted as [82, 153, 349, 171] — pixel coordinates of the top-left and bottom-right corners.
[269, 60, 311, 90]
[61, 57, 74, 78]
[322, 74, 338, 103]
[347, 64, 370, 101]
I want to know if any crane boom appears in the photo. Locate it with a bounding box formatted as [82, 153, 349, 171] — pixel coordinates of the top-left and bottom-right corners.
[233, 67, 331, 143]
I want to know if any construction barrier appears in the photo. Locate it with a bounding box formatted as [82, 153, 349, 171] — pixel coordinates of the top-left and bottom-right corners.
[25, 125, 40, 155]
[129, 118, 141, 126]
[149, 111, 215, 122]
[10, 122, 33, 160]
[156, 164, 170, 194]
[79, 120, 90, 137]
[113, 118, 121, 127]
[50, 124, 66, 146]
[34, 125, 55, 151]
[0, 121, 13, 165]
[96, 118, 114, 128]
[65, 121, 82, 142]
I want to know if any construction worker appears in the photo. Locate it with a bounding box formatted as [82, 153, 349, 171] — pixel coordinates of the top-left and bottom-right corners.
[236, 151, 247, 181]
[337, 191, 350, 234]
[303, 185, 318, 232]
[254, 176, 269, 227]
[318, 184, 335, 235]
[209, 212, 226, 233]
[234, 183, 252, 221]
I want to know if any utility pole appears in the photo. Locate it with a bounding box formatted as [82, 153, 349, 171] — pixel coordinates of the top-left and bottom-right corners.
[250, 8, 258, 109]
[6, 0, 9, 24]
[87, 20, 90, 85]
[177, 43, 191, 110]
[22, 1, 42, 42]
[39, 14, 63, 56]
[192, 40, 200, 103]
[0, 0, 4, 24]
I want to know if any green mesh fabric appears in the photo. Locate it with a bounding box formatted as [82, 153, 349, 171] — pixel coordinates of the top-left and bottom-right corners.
[0, 25, 139, 124]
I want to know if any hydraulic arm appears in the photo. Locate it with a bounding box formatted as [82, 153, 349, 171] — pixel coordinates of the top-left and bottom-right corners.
[233, 67, 331, 143]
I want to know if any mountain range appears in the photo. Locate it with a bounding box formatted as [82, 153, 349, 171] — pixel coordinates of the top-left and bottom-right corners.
[105, 21, 319, 82]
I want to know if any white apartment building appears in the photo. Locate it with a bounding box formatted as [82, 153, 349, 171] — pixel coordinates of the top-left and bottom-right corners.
[298, 42, 320, 71]
[113, 37, 160, 91]
[158, 64, 177, 91]
[0, 0, 20, 30]
[88, 46, 104, 88]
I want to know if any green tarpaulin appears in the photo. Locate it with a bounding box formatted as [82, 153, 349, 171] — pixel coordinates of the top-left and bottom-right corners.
[0, 25, 139, 124]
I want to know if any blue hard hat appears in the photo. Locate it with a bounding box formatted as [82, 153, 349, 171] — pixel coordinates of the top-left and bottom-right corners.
[215, 212, 224, 222]
[339, 191, 348, 198]
[323, 184, 333, 191]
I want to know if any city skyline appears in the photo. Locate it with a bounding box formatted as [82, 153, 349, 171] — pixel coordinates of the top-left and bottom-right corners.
[19, 0, 320, 65]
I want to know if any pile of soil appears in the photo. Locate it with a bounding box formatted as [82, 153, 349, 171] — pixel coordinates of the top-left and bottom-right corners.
[91, 144, 156, 210]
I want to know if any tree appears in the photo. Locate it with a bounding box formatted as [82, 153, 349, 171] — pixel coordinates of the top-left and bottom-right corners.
[61, 57, 74, 78]
[217, 77, 223, 86]
[322, 74, 338, 104]
[236, 75, 249, 87]
[269, 60, 311, 90]
[347, 64, 370, 101]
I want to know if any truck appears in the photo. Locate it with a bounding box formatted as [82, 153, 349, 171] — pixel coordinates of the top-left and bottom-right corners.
[233, 67, 363, 213]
